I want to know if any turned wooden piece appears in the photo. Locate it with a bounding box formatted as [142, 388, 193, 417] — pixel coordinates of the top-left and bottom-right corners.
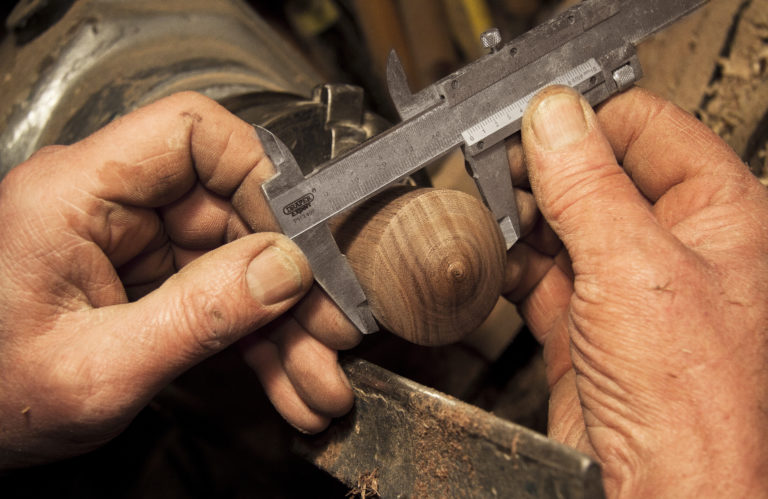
[332, 186, 505, 346]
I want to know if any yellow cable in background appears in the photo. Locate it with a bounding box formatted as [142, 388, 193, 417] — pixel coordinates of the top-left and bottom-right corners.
[442, 0, 494, 60]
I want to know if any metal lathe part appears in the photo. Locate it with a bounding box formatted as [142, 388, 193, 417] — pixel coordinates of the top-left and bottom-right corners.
[295, 358, 606, 498]
[0, 0, 323, 178]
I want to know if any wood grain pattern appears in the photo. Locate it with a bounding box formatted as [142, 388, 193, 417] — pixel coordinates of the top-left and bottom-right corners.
[333, 186, 506, 345]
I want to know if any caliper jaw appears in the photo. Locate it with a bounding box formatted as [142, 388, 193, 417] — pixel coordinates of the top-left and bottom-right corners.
[386, 50, 443, 121]
[386, 49, 521, 250]
[462, 142, 520, 250]
[255, 126, 379, 335]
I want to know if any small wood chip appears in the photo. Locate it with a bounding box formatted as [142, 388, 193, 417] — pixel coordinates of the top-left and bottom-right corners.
[346, 469, 380, 498]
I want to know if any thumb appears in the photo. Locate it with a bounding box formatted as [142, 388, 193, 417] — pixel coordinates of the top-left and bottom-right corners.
[522, 86, 661, 265]
[99, 233, 312, 390]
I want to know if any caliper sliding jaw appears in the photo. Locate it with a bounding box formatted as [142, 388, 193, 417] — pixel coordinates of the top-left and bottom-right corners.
[256, 0, 708, 335]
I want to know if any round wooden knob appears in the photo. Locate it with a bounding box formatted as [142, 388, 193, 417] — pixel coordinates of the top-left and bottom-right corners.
[333, 186, 505, 345]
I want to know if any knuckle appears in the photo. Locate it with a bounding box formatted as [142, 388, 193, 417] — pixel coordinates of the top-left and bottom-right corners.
[545, 164, 623, 221]
[0, 166, 26, 196]
[1, 146, 70, 199]
[168, 90, 216, 110]
[173, 284, 244, 355]
[1, 158, 38, 190]
[32, 144, 68, 157]
[157, 91, 220, 137]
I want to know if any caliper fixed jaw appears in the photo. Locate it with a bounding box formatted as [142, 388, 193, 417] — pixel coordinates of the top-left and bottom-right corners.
[255, 126, 378, 335]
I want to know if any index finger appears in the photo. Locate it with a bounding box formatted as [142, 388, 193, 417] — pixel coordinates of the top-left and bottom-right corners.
[68, 91, 271, 207]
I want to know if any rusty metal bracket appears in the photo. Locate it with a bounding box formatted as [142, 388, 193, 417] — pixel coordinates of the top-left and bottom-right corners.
[295, 358, 605, 498]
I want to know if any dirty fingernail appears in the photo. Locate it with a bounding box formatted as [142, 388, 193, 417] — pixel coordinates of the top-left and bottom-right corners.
[289, 421, 313, 435]
[247, 246, 304, 306]
[338, 364, 353, 391]
[531, 91, 589, 150]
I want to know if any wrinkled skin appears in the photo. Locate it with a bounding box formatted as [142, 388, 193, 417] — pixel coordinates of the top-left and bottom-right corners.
[504, 86, 768, 497]
[0, 92, 359, 468]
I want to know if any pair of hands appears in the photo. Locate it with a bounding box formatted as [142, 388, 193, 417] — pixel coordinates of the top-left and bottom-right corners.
[1, 87, 766, 496]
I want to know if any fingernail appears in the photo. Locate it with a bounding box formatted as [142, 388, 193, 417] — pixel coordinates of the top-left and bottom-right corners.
[247, 246, 304, 306]
[531, 92, 589, 150]
[289, 421, 312, 435]
[338, 364, 353, 391]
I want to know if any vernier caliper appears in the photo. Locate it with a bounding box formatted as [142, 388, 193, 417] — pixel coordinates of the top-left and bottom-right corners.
[255, 0, 707, 335]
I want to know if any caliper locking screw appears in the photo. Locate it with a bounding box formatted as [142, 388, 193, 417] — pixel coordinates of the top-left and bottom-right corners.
[480, 28, 502, 53]
[612, 64, 636, 90]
